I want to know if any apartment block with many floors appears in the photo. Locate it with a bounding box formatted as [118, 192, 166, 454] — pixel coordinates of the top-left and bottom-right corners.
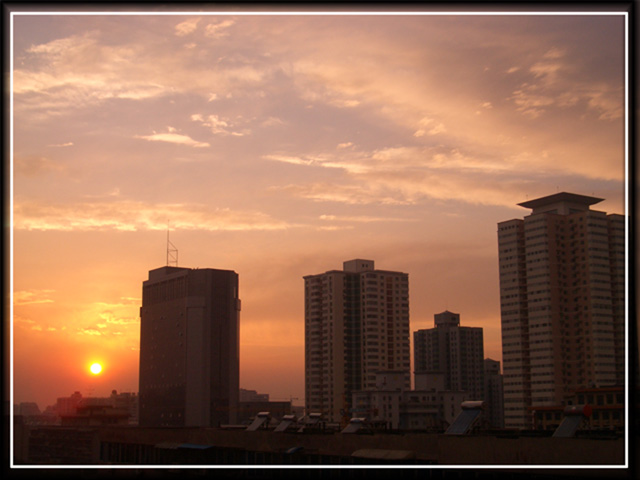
[304, 259, 410, 424]
[413, 311, 485, 401]
[497, 192, 625, 429]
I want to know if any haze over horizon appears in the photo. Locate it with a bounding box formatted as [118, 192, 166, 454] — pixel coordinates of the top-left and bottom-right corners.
[11, 9, 626, 410]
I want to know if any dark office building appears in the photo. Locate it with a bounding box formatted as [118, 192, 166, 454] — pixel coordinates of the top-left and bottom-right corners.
[138, 266, 240, 427]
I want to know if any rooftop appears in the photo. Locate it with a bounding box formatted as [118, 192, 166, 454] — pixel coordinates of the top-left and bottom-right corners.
[518, 192, 603, 211]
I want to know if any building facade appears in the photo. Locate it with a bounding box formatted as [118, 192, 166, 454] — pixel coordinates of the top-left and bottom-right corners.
[497, 192, 625, 429]
[352, 371, 468, 431]
[304, 259, 410, 423]
[138, 266, 241, 427]
[531, 385, 624, 432]
[413, 311, 485, 401]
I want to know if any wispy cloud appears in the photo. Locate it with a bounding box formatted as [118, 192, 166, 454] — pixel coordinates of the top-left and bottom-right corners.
[175, 18, 200, 37]
[78, 328, 102, 336]
[13, 200, 297, 232]
[190, 113, 248, 136]
[319, 214, 417, 223]
[204, 19, 235, 39]
[13, 290, 55, 306]
[509, 47, 623, 120]
[277, 182, 412, 206]
[135, 132, 210, 148]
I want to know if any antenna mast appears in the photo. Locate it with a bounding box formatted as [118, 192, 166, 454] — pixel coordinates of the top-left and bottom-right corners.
[167, 222, 178, 267]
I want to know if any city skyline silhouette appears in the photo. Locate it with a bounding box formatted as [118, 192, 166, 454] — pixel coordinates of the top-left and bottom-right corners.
[10, 8, 627, 417]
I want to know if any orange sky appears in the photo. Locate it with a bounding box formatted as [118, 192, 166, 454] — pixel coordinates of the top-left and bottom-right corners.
[10, 8, 627, 410]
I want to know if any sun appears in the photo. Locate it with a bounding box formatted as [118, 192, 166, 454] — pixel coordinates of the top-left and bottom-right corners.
[90, 363, 103, 375]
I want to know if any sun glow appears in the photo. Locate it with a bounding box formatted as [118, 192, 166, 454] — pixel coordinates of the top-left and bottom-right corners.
[90, 363, 102, 375]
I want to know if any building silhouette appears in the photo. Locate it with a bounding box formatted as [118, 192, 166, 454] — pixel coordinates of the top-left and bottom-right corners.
[304, 259, 410, 423]
[483, 358, 505, 429]
[138, 266, 240, 427]
[497, 192, 625, 429]
[413, 311, 485, 401]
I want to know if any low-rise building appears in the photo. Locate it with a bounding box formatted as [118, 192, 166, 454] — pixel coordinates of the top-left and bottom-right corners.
[352, 371, 468, 431]
[531, 385, 624, 432]
[60, 404, 130, 427]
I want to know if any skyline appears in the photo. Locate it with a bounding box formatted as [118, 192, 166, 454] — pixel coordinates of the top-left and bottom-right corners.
[10, 8, 627, 410]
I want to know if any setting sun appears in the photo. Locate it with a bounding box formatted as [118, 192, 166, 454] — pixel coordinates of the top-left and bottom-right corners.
[90, 363, 102, 375]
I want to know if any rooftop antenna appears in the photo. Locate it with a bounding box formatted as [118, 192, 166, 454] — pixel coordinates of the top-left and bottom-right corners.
[167, 221, 178, 267]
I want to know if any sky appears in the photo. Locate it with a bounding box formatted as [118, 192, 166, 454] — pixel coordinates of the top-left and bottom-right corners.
[10, 8, 627, 411]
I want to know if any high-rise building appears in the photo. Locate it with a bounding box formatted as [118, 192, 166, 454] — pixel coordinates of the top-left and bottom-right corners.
[413, 311, 485, 401]
[304, 259, 410, 423]
[497, 192, 625, 429]
[138, 266, 240, 427]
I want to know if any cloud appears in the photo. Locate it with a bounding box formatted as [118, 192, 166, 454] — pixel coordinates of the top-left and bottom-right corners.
[135, 132, 210, 148]
[267, 139, 622, 209]
[277, 183, 411, 206]
[78, 329, 102, 336]
[175, 18, 200, 37]
[13, 200, 297, 232]
[264, 154, 316, 167]
[413, 117, 446, 137]
[13, 26, 267, 117]
[48, 142, 74, 147]
[508, 47, 622, 121]
[190, 113, 247, 136]
[13, 290, 55, 306]
[204, 19, 235, 39]
[261, 116, 285, 127]
[319, 214, 417, 223]
[14, 32, 170, 105]
[509, 85, 555, 119]
[585, 87, 624, 121]
[96, 308, 139, 327]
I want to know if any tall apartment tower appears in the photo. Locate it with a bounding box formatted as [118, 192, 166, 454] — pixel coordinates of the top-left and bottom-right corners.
[497, 192, 625, 429]
[304, 259, 410, 423]
[413, 311, 485, 401]
[138, 266, 241, 427]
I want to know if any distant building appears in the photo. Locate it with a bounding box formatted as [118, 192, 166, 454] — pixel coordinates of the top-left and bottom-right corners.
[351, 371, 468, 431]
[304, 259, 410, 423]
[55, 391, 83, 417]
[109, 390, 138, 425]
[239, 389, 269, 402]
[15, 402, 41, 416]
[498, 192, 626, 429]
[483, 358, 504, 429]
[51, 390, 138, 426]
[138, 266, 241, 427]
[413, 311, 484, 401]
[60, 404, 130, 427]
